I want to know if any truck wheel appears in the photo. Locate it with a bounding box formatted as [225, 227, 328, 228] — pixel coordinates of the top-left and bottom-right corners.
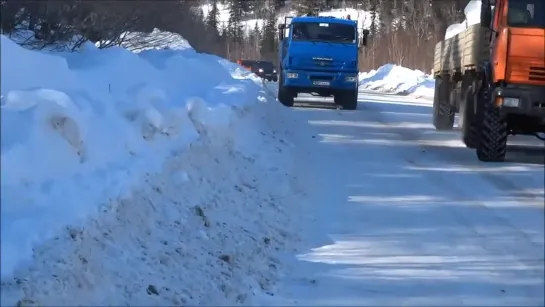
[432, 78, 454, 130]
[335, 90, 358, 110]
[277, 75, 294, 107]
[475, 86, 508, 162]
[460, 87, 479, 149]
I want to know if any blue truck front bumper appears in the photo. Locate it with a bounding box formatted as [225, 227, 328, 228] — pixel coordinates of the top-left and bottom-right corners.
[282, 69, 358, 92]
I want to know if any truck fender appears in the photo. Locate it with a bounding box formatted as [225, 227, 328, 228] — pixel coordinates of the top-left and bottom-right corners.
[479, 61, 493, 87]
[475, 61, 493, 113]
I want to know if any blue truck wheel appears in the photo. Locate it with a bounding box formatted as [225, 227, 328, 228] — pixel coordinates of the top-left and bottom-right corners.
[278, 75, 294, 107]
[334, 90, 358, 110]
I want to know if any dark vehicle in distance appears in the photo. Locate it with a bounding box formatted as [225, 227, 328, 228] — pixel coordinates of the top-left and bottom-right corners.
[238, 60, 278, 82]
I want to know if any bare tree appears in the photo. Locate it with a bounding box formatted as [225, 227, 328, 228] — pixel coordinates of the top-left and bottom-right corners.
[1, 0, 467, 72]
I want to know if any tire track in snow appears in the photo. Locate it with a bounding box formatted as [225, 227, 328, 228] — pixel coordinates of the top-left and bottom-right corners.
[359, 90, 544, 196]
[360, 94, 543, 302]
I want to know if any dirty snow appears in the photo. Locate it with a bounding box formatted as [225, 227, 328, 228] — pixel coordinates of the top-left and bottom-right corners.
[0, 32, 302, 305]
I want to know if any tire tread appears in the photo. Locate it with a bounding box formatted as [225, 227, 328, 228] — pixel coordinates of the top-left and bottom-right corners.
[476, 86, 508, 162]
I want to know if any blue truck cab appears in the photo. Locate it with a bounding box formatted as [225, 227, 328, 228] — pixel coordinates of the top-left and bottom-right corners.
[277, 15, 369, 109]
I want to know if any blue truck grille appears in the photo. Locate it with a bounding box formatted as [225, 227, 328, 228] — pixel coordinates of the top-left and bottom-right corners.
[295, 58, 354, 71]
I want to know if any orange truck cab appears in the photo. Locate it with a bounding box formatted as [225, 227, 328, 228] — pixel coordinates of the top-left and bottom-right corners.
[472, 0, 545, 160]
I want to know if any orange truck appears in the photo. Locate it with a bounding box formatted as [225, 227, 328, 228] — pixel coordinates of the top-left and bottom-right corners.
[432, 0, 544, 162]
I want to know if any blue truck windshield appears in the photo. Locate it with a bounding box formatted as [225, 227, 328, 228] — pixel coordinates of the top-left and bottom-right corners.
[292, 22, 355, 43]
[507, 0, 545, 28]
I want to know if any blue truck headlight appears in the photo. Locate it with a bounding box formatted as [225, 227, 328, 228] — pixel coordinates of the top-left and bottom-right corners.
[345, 76, 357, 82]
[287, 73, 298, 78]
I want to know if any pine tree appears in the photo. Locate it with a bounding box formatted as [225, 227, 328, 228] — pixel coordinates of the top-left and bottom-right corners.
[293, 0, 315, 16]
[206, 0, 219, 31]
[250, 21, 262, 58]
[272, 0, 286, 12]
[253, 21, 261, 41]
[260, 4, 277, 61]
[293, 0, 328, 16]
[227, 0, 244, 43]
[370, 0, 378, 36]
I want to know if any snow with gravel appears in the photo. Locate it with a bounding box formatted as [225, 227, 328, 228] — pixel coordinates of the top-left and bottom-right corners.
[0, 32, 303, 305]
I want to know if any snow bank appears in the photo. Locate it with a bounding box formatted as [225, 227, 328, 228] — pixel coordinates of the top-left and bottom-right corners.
[465, 0, 483, 26]
[445, 23, 468, 40]
[444, 0, 482, 39]
[359, 64, 435, 99]
[119, 28, 192, 52]
[1, 33, 300, 305]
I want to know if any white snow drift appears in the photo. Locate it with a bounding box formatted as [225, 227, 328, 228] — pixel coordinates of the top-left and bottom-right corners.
[445, 0, 483, 39]
[359, 1, 481, 99]
[0, 33, 301, 305]
[359, 64, 435, 99]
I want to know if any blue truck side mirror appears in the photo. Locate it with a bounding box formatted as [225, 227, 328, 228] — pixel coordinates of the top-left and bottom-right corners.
[278, 24, 285, 41]
[360, 29, 370, 47]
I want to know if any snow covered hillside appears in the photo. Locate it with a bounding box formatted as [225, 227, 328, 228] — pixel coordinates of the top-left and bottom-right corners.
[0, 33, 303, 305]
[359, 64, 435, 99]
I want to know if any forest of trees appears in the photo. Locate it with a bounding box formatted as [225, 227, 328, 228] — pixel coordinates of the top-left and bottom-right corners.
[0, 0, 471, 72]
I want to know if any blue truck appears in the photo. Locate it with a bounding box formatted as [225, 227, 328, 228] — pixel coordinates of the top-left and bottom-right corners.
[277, 15, 369, 109]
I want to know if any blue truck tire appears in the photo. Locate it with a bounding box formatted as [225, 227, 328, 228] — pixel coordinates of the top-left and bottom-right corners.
[334, 90, 358, 110]
[278, 74, 294, 107]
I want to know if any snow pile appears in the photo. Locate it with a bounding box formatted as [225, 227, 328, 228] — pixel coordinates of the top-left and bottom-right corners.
[465, 0, 483, 26]
[359, 64, 435, 99]
[218, 59, 263, 83]
[445, 0, 482, 39]
[1, 33, 301, 305]
[119, 28, 192, 52]
[445, 23, 468, 40]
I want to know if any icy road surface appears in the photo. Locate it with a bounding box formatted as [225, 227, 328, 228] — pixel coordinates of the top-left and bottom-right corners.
[264, 85, 545, 306]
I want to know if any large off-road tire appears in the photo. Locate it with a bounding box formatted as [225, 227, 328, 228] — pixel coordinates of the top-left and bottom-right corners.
[459, 86, 479, 149]
[277, 74, 294, 107]
[432, 77, 455, 130]
[334, 90, 358, 110]
[475, 85, 508, 162]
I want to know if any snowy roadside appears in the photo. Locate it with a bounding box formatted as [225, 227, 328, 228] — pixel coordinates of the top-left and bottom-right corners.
[359, 64, 435, 100]
[1, 96, 304, 306]
[0, 32, 304, 305]
[357, 1, 483, 101]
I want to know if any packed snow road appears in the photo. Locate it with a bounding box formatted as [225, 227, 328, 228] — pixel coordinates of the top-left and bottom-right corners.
[263, 83, 545, 306]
